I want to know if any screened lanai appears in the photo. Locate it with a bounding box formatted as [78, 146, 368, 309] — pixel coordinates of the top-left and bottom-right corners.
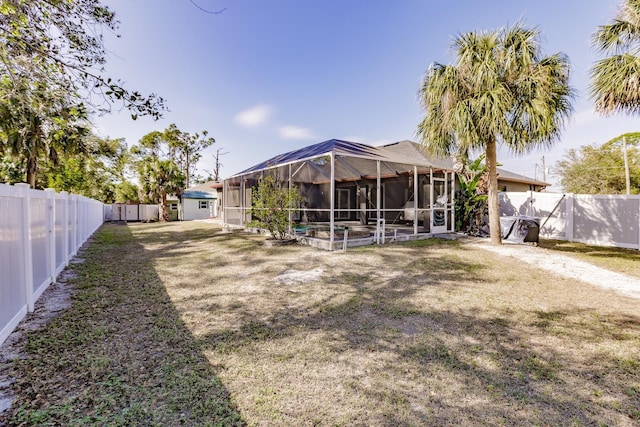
[222, 139, 455, 250]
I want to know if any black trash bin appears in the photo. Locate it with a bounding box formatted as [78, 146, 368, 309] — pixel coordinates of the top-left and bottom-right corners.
[499, 216, 540, 244]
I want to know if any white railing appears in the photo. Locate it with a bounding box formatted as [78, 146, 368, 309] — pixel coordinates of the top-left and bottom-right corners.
[500, 191, 640, 250]
[0, 183, 104, 346]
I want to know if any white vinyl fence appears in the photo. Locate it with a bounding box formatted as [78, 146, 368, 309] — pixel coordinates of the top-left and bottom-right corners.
[500, 191, 640, 250]
[0, 183, 104, 346]
[105, 203, 158, 222]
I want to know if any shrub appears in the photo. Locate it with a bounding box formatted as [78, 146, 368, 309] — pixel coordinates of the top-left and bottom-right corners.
[249, 174, 302, 240]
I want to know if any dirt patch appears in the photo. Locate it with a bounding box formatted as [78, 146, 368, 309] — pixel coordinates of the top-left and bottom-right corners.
[274, 268, 324, 285]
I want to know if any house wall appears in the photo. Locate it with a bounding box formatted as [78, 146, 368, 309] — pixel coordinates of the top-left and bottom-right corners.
[297, 174, 438, 225]
[499, 180, 542, 192]
[182, 198, 215, 220]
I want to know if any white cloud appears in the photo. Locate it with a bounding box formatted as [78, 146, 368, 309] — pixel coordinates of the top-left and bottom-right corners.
[279, 125, 315, 140]
[234, 104, 272, 128]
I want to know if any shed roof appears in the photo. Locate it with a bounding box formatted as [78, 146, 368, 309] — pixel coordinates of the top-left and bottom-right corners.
[182, 180, 218, 199]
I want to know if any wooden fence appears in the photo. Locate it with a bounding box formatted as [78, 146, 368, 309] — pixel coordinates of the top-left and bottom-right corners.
[500, 191, 640, 250]
[0, 183, 104, 346]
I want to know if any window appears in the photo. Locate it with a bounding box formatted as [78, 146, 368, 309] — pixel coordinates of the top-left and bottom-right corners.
[199, 201, 208, 209]
[170, 203, 178, 211]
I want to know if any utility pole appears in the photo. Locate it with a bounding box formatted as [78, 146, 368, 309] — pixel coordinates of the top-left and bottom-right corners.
[623, 137, 631, 195]
[542, 155, 547, 183]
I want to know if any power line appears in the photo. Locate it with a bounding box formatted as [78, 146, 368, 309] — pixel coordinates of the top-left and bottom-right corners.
[189, 0, 226, 14]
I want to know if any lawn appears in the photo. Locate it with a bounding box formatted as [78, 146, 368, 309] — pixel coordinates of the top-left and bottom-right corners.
[2, 221, 639, 426]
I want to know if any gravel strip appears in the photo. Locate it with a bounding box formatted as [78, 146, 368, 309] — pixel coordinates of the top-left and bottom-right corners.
[470, 242, 640, 299]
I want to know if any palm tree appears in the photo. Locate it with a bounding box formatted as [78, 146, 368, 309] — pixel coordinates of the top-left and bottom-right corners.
[134, 130, 186, 222]
[417, 24, 574, 244]
[0, 83, 89, 188]
[137, 158, 185, 222]
[591, 0, 640, 115]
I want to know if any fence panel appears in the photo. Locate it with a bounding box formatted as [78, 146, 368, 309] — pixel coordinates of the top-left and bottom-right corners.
[54, 195, 66, 273]
[501, 191, 640, 250]
[573, 195, 640, 249]
[0, 184, 104, 347]
[529, 193, 567, 240]
[0, 185, 27, 347]
[30, 191, 51, 300]
[500, 192, 533, 216]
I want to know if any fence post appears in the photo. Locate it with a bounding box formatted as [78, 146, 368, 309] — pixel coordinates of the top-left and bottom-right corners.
[565, 193, 574, 242]
[61, 191, 69, 264]
[637, 195, 640, 250]
[71, 194, 78, 256]
[45, 188, 57, 284]
[16, 183, 34, 312]
[528, 190, 534, 216]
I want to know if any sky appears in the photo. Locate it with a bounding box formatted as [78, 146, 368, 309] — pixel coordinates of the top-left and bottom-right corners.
[92, 0, 637, 190]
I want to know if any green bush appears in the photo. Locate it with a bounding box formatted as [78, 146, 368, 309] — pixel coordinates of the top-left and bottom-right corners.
[249, 174, 302, 240]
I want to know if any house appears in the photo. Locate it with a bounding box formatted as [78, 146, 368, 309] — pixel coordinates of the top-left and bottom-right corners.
[180, 181, 219, 220]
[221, 139, 456, 250]
[220, 139, 549, 250]
[381, 140, 549, 192]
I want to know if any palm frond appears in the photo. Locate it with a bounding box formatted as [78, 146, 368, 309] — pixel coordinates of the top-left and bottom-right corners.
[591, 53, 640, 115]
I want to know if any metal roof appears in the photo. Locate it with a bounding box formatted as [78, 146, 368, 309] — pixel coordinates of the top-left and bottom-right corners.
[231, 139, 436, 177]
[383, 140, 550, 187]
[182, 190, 216, 199]
[182, 180, 218, 199]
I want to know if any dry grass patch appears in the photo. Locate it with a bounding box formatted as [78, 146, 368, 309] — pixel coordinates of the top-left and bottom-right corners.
[147, 222, 640, 426]
[3, 222, 639, 426]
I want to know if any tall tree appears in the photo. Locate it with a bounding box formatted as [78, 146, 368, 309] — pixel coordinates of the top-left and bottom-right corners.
[0, 87, 89, 187]
[0, 0, 165, 119]
[417, 23, 574, 244]
[133, 130, 186, 222]
[163, 124, 215, 188]
[591, 0, 640, 115]
[0, 0, 165, 187]
[555, 133, 640, 194]
[45, 134, 133, 202]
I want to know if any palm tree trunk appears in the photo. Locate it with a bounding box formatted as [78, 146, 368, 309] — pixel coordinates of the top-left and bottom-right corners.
[485, 138, 502, 245]
[26, 154, 37, 189]
[159, 191, 169, 222]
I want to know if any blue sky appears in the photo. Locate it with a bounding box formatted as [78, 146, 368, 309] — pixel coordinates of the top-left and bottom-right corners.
[93, 0, 636, 189]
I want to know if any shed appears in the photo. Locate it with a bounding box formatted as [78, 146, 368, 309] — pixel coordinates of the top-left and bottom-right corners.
[181, 181, 219, 220]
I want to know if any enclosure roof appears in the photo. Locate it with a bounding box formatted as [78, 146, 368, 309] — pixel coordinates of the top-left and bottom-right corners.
[231, 139, 436, 177]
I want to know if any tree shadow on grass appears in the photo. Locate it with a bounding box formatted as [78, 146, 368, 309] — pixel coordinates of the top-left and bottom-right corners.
[18, 221, 637, 425]
[540, 239, 640, 262]
[174, 231, 640, 425]
[0, 223, 245, 426]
